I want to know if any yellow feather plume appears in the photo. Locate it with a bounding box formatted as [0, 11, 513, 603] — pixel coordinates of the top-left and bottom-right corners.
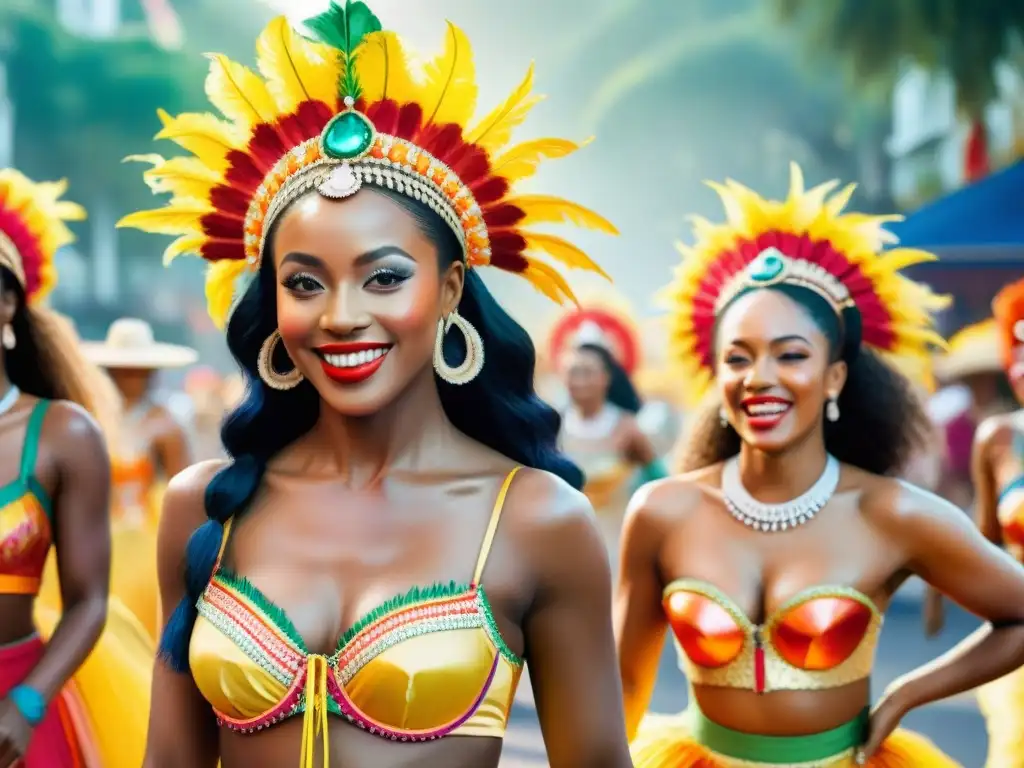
[420, 22, 477, 126]
[163, 234, 208, 266]
[154, 109, 241, 172]
[205, 54, 278, 132]
[355, 31, 419, 107]
[466, 63, 542, 152]
[522, 256, 578, 305]
[205, 259, 249, 329]
[53, 201, 86, 222]
[490, 138, 586, 182]
[256, 16, 340, 112]
[524, 233, 611, 280]
[116, 206, 212, 236]
[503, 195, 618, 235]
[125, 155, 221, 203]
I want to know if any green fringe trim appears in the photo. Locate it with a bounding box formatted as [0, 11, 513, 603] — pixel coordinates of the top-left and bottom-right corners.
[476, 585, 524, 667]
[337, 580, 471, 649]
[215, 568, 311, 651]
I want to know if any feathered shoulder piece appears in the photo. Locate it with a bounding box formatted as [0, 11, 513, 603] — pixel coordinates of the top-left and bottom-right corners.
[662, 163, 949, 407]
[993, 277, 1024, 368]
[0, 169, 85, 306]
[118, 1, 617, 328]
[545, 287, 641, 375]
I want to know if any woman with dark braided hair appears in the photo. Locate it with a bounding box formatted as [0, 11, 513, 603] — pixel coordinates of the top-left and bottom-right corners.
[617, 164, 1024, 766]
[120, 5, 631, 767]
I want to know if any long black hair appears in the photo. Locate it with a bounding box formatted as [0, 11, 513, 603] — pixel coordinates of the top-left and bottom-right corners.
[0, 267, 118, 432]
[160, 187, 583, 670]
[680, 283, 930, 476]
[576, 342, 643, 414]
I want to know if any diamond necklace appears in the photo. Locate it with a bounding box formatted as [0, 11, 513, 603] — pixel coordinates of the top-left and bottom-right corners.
[0, 384, 20, 418]
[721, 453, 840, 532]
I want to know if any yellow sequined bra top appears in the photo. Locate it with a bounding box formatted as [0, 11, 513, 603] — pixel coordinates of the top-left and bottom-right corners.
[188, 467, 524, 753]
[662, 579, 883, 694]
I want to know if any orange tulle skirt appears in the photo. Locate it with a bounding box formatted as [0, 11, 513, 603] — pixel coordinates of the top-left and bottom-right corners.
[977, 665, 1024, 767]
[630, 710, 962, 767]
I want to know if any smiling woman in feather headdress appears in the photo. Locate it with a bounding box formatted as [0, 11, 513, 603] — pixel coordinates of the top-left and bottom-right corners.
[119, 3, 631, 767]
[616, 165, 1024, 767]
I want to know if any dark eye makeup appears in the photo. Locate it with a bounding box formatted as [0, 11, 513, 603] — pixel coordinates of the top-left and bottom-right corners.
[282, 272, 323, 293]
[365, 265, 414, 290]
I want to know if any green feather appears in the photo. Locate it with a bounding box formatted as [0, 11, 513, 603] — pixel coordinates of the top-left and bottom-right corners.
[302, 0, 382, 101]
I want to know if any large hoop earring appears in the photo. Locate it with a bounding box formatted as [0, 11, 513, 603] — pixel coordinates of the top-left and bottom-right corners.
[257, 330, 303, 390]
[433, 310, 484, 385]
[1, 324, 14, 351]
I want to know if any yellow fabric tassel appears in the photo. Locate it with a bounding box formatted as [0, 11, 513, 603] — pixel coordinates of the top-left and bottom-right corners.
[300, 655, 331, 768]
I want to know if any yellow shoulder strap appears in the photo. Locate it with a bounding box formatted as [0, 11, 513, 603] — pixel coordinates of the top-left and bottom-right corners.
[213, 517, 234, 573]
[472, 466, 522, 585]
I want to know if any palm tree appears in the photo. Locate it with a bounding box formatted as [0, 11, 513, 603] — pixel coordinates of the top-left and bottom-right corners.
[774, 0, 1024, 182]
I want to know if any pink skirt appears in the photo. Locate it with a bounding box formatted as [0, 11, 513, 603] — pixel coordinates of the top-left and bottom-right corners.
[0, 634, 97, 767]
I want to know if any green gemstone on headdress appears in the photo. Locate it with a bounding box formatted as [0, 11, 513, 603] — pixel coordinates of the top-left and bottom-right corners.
[748, 249, 785, 282]
[322, 111, 374, 160]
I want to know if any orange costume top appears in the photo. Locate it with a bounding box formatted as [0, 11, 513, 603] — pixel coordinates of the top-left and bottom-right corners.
[189, 468, 524, 760]
[0, 401, 53, 596]
[662, 578, 882, 694]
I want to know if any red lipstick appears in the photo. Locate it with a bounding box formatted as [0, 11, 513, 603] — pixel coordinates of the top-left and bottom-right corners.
[740, 395, 793, 432]
[315, 342, 392, 385]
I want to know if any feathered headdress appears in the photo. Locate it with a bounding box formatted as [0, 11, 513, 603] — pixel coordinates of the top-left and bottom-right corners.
[993, 278, 1024, 370]
[545, 287, 641, 375]
[118, 1, 617, 328]
[662, 163, 949, 407]
[0, 170, 86, 306]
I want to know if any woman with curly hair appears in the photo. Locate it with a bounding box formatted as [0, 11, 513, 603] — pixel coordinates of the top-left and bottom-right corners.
[616, 164, 1024, 766]
[120, 5, 631, 767]
[0, 169, 151, 768]
[972, 277, 1024, 767]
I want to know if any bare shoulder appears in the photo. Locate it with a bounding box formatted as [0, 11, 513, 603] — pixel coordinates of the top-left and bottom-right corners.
[160, 459, 229, 550]
[41, 399, 107, 464]
[975, 413, 1020, 456]
[499, 467, 598, 550]
[626, 463, 720, 528]
[498, 467, 609, 599]
[858, 471, 971, 538]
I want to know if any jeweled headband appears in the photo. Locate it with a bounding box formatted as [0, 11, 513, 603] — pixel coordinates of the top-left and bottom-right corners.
[118, 1, 617, 328]
[662, 163, 949, 407]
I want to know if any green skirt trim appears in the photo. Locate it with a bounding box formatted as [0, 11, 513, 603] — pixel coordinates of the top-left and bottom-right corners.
[689, 704, 868, 763]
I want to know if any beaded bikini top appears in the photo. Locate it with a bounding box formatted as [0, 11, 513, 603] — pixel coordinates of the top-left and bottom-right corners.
[188, 467, 524, 764]
[0, 401, 53, 595]
[663, 578, 883, 694]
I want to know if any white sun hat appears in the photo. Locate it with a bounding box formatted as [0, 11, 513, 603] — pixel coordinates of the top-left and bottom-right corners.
[81, 317, 198, 370]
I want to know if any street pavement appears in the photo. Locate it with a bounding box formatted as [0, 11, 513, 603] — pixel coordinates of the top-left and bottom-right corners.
[499, 589, 987, 767]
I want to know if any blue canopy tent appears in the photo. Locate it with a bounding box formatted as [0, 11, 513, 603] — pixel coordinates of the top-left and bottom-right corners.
[885, 161, 1024, 330]
[886, 160, 1024, 263]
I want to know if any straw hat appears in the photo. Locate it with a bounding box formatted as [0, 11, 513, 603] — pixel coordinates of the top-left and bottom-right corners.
[933, 319, 1002, 382]
[82, 317, 198, 369]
